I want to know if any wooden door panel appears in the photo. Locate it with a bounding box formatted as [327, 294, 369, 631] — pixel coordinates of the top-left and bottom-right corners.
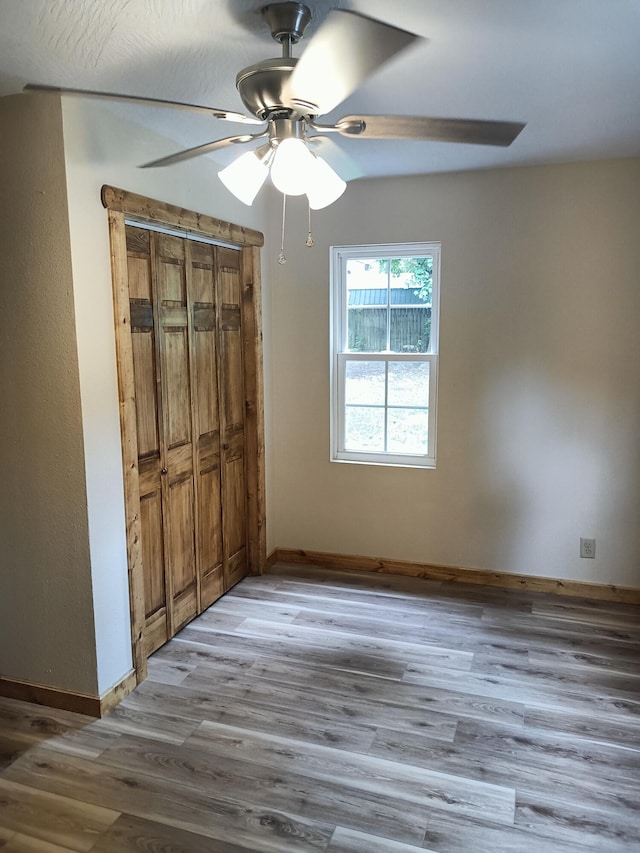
[219, 251, 241, 303]
[222, 449, 247, 560]
[126, 225, 150, 257]
[217, 251, 248, 591]
[127, 227, 169, 654]
[162, 327, 192, 449]
[138, 456, 161, 496]
[139, 472, 168, 657]
[144, 609, 169, 658]
[131, 330, 159, 458]
[187, 245, 226, 611]
[199, 464, 223, 571]
[128, 248, 159, 461]
[154, 233, 199, 630]
[161, 263, 184, 302]
[198, 462, 224, 609]
[191, 264, 215, 304]
[226, 548, 247, 591]
[193, 321, 219, 437]
[220, 307, 244, 430]
[127, 254, 152, 300]
[166, 474, 197, 601]
[157, 234, 186, 301]
[139, 490, 165, 616]
[201, 564, 225, 609]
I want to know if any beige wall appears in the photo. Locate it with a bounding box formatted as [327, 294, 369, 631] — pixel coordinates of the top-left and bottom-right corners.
[0, 94, 98, 694]
[267, 159, 640, 587]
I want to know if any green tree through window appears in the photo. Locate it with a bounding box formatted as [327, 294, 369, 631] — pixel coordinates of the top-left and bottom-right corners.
[378, 257, 433, 303]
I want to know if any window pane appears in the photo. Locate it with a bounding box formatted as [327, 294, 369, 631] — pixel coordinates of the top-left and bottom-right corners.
[346, 258, 387, 352]
[388, 256, 433, 353]
[345, 406, 385, 451]
[345, 360, 386, 405]
[388, 362, 430, 407]
[390, 306, 431, 352]
[348, 308, 387, 352]
[387, 408, 429, 454]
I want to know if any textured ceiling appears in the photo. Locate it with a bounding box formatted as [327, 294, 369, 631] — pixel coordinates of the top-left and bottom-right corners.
[1, 0, 639, 179]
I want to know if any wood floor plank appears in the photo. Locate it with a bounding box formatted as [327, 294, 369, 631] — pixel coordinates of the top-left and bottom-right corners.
[38, 726, 120, 761]
[403, 660, 640, 720]
[0, 777, 119, 851]
[531, 597, 640, 628]
[523, 704, 640, 750]
[86, 699, 201, 745]
[515, 789, 640, 851]
[456, 717, 640, 781]
[120, 677, 380, 751]
[196, 598, 303, 625]
[327, 825, 433, 852]
[369, 719, 639, 815]
[528, 645, 640, 676]
[0, 831, 78, 852]
[228, 582, 484, 621]
[184, 662, 523, 731]
[2, 564, 639, 852]
[205, 651, 524, 722]
[265, 564, 541, 608]
[423, 811, 590, 853]
[95, 731, 430, 845]
[186, 720, 515, 825]
[480, 608, 640, 647]
[4, 749, 332, 852]
[89, 812, 265, 852]
[177, 624, 408, 679]
[472, 652, 640, 694]
[144, 657, 197, 685]
[0, 698, 92, 769]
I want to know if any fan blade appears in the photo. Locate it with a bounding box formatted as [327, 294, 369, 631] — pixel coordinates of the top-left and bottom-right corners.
[335, 115, 526, 146]
[307, 136, 364, 182]
[140, 132, 267, 168]
[23, 83, 263, 124]
[282, 11, 421, 116]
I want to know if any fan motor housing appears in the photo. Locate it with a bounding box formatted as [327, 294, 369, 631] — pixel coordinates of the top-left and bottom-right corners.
[236, 58, 300, 119]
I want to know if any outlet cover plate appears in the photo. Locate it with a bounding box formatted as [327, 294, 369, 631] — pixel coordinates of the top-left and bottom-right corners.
[580, 537, 596, 559]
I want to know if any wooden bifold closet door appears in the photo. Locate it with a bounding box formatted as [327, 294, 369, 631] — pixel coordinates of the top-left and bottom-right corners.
[126, 224, 250, 656]
[105, 186, 265, 681]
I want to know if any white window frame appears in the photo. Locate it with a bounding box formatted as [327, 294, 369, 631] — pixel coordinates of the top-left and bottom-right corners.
[330, 242, 440, 468]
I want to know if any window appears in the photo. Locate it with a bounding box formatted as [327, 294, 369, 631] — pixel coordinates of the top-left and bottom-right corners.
[330, 242, 440, 468]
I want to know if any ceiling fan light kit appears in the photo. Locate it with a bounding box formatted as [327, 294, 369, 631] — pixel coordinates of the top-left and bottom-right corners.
[218, 147, 271, 205]
[24, 1, 526, 248]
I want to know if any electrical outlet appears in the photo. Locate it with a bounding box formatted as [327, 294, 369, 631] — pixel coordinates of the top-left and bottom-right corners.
[580, 538, 596, 559]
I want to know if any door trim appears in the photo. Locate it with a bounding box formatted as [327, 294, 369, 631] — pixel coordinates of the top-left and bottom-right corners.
[103, 186, 266, 683]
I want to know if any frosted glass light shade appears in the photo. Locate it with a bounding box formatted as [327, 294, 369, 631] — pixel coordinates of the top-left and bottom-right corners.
[270, 137, 317, 196]
[219, 150, 268, 205]
[306, 155, 347, 209]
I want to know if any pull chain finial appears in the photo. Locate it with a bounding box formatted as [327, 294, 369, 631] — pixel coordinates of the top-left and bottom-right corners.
[306, 199, 314, 247]
[278, 193, 287, 264]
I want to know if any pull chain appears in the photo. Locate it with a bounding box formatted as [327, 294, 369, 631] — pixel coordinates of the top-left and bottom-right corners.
[278, 193, 287, 264]
[306, 199, 314, 247]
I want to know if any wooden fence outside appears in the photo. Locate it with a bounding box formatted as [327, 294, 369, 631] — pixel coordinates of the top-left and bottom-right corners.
[348, 307, 431, 353]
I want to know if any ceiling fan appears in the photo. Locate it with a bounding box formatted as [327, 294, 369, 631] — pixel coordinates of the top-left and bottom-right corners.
[25, 2, 525, 210]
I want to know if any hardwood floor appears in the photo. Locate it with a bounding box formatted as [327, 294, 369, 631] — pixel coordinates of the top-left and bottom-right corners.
[1, 563, 639, 851]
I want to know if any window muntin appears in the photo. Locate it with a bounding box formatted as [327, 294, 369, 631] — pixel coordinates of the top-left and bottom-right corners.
[331, 243, 440, 468]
